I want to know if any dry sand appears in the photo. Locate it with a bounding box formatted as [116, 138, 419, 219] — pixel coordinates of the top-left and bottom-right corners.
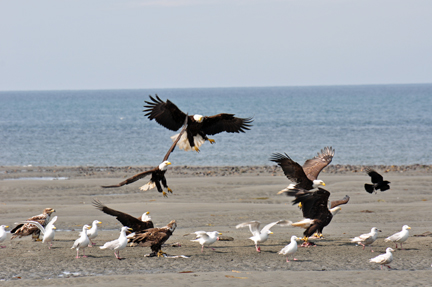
[1, 165, 432, 286]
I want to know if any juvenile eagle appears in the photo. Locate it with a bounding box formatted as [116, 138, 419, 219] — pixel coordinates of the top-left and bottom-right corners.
[10, 208, 55, 241]
[128, 219, 177, 257]
[143, 95, 253, 152]
[92, 199, 154, 232]
[101, 115, 188, 197]
[271, 146, 335, 194]
[364, 168, 390, 194]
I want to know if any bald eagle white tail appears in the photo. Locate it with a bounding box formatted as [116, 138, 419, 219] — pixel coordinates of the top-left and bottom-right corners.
[140, 181, 156, 191]
[170, 133, 205, 152]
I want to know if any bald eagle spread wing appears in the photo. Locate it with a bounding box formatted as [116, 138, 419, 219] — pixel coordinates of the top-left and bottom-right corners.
[92, 199, 153, 232]
[10, 208, 56, 241]
[128, 220, 177, 257]
[143, 95, 253, 152]
[271, 147, 334, 193]
[364, 168, 391, 194]
[101, 115, 188, 197]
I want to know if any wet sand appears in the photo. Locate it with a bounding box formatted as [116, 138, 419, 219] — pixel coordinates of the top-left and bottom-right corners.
[1, 165, 432, 286]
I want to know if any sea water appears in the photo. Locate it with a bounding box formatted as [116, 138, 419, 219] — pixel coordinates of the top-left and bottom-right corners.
[1, 84, 431, 166]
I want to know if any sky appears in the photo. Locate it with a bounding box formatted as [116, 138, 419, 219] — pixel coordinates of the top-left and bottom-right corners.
[1, 0, 431, 91]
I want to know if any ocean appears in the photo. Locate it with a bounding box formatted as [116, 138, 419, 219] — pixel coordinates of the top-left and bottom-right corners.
[1, 84, 431, 167]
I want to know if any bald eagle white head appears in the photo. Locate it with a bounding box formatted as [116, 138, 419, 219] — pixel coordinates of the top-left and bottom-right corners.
[193, 114, 204, 123]
[312, 179, 325, 189]
[158, 161, 171, 171]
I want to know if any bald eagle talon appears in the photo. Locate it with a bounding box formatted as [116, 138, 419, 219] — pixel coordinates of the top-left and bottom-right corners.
[208, 138, 215, 144]
[162, 191, 168, 198]
[167, 188, 173, 194]
[193, 146, 200, 153]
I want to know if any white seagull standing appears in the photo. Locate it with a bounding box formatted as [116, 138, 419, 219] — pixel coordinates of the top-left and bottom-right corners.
[236, 220, 291, 252]
[385, 225, 411, 250]
[71, 224, 91, 258]
[0, 225, 9, 248]
[190, 231, 222, 252]
[14, 216, 58, 249]
[278, 235, 300, 262]
[100, 226, 132, 260]
[369, 247, 394, 270]
[87, 220, 102, 247]
[351, 227, 382, 252]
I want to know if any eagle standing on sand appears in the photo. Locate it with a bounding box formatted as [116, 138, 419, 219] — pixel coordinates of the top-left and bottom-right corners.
[10, 208, 55, 241]
[101, 116, 188, 197]
[143, 95, 253, 152]
[92, 199, 154, 232]
[128, 220, 177, 257]
[287, 188, 349, 246]
[270, 146, 335, 194]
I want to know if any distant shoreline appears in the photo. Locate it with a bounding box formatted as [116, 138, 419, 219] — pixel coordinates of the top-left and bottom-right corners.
[1, 163, 431, 180]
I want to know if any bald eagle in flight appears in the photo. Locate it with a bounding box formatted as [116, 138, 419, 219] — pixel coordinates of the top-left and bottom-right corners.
[364, 168, 390, 194]
[270, 146, 335, 194]
[92, 199, 154, 232]
[10, 208, 56, 241]
[128, 219, 177, 257]
[287, 188, 349, 246]
[101, 115, 188, 197]
[143, 95, 253, 152]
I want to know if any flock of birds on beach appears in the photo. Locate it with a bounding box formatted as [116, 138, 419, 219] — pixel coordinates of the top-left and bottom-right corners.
[1, 95, 412, 270]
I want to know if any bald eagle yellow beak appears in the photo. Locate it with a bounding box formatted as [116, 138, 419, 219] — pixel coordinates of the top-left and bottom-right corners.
[322, 182, 326, 186]
[166, 162, 172, 165]
[146, 211, 150, 215]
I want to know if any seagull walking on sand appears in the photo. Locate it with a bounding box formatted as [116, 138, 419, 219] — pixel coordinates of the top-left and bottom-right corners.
[100, 226, 132, 260]
[369, 247, 394, 270]
[87, 220, 102, 247]
[71, 224, 91, 258]
[190, 231, 222, 252]
[14, 216, 58, 249]
[278, 235, 300, 262]
[351, 227, 381, 252]
[236, 220, 291, 252]
[385, 225, 411, 250]
[0, 225, 9, 248]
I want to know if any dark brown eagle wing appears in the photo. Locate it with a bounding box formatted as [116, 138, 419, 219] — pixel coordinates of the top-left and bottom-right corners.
[143, 95, 187, 131]
[293, 188, 331, 219]
[131, 228, 171, 249]
[101, 168, 156, 188]
[270, 153, 313, 190]
[365, 168, 384, 184]
[92, 199, 154, 231]
[330, 195, 350, 209]
[200, 113, 253, 135]
[302, 146, 335, 181]
[163, 114, 188, 161]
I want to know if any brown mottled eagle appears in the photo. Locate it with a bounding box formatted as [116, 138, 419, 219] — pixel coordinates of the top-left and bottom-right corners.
[287, 188, 349, 246]
[92, 199, 154, 232]
[364, 168, 391, 194]
[270, 146, 335, 194]
[143, 95, 253, 152]
[10, 208, 55, 241]
[101, 115, 188, 197]
[128, 219, 177, 257]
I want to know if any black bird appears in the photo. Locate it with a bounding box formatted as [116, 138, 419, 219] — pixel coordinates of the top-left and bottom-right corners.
[364, 168, 390, 194]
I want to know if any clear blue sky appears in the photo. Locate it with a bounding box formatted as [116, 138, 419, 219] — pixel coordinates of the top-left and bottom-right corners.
[1, 0, 431, 91]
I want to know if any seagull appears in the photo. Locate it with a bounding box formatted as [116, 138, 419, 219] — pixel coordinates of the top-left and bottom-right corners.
[369, 247, 394, 270]
[351, 227, 382, 252]
[385, 225, 411, 249]
[87, 220, 102, 247]
[71, 224, 91, 258]
[190, 231, 222, 252]
[278, 235, 300, 262]
[100, 226, 133, 260]
[14, 216, 58, 249]
[0, 225, 9, 248]
[236, 220, 291, 252]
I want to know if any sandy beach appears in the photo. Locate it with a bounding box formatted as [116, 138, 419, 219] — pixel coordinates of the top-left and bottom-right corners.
[1, 165, 432, 286]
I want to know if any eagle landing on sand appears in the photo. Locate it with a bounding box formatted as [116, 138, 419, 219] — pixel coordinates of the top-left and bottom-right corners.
[270, 146, 335, 194]
[143, 95, 253, 152]
[101, 115, 188, 197]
